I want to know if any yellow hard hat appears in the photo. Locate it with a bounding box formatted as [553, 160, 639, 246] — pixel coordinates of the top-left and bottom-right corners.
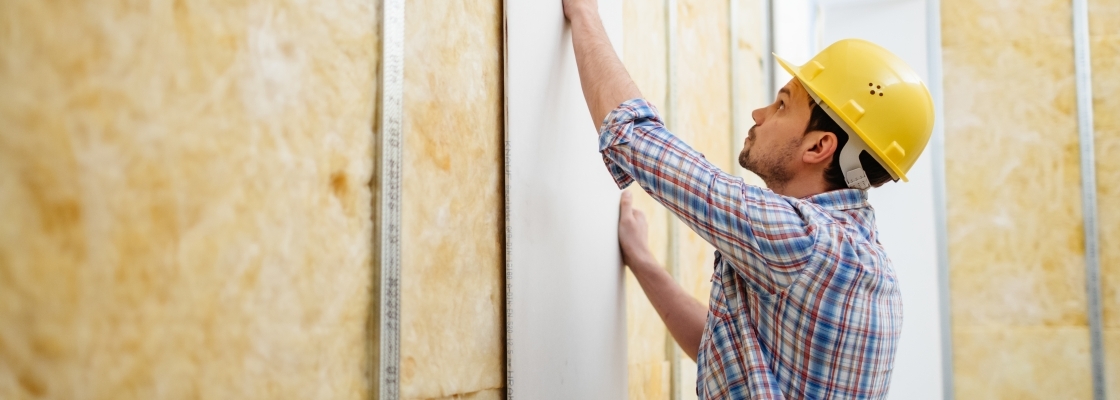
[775, 39, 934, 185]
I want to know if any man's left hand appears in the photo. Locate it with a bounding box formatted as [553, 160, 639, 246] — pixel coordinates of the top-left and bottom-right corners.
[618, 191, 654, 270]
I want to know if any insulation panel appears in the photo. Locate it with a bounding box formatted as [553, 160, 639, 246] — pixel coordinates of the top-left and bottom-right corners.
[1088, 0, 1120, 394]
[399, 1, 506, 398]
[942, 0, 1093, 397]
[0, 1, 378, 398]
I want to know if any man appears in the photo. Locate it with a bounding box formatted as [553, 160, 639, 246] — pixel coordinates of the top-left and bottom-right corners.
[562, 0, 935, 398]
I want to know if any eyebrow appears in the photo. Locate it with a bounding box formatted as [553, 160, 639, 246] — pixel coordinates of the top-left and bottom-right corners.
[778, 88, 791, 99]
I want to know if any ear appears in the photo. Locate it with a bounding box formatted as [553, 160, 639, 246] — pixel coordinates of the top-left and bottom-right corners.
[801, 130, 838, 166]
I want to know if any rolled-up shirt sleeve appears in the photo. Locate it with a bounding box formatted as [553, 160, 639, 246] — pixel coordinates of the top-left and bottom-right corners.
[597, 99, 659, 190]
[598, 98, 822, 294]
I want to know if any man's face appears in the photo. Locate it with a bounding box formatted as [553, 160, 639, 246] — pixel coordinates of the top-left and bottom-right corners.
[739, 78, 814, 186]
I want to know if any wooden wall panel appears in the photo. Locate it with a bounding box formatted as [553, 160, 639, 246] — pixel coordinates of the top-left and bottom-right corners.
[674, 0, 732, 305]
[732, 0, 769, 187]
[674, 0, 732, 396]
[621, 0, 672, 398]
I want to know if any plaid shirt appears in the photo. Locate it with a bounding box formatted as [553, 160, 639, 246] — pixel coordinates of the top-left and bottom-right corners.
[599, 99, 902, 399]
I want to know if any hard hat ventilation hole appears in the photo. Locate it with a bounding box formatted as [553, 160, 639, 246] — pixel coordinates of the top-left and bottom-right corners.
[869, 83, 885, 97]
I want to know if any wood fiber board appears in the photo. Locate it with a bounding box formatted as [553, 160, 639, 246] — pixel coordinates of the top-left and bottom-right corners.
[0, 1, 377, 398]
[673, 1, 731, 395]
[505, 1, 627, 398]
[674, 0, 731, 306]
[731, 0, 768, 186]
[400, 0, 505, 398]
[620, 0, 671, 398]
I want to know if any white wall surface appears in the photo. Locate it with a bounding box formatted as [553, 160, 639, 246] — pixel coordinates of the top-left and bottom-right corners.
[505, 1, 628, 398]
[772, 0, 818, 86]
[816, 1, 946, 399]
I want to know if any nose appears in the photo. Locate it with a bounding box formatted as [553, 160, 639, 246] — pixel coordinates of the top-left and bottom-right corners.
[751, 106, 765, 125]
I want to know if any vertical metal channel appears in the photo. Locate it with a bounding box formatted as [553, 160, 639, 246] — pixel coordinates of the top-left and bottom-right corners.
[664, 0, 682, 398]
[925, 0, 954, 398]
[373, 0, 404, 398]
[1072, 0, 1106, 397]
[502, 0, 513, 396]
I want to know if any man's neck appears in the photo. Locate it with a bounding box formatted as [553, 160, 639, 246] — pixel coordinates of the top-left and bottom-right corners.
[767, 176, 832, 199]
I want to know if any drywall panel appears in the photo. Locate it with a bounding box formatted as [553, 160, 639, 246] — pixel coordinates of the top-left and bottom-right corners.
[620, 0, 672, 398]
[816, 1, 944, 398]
[1088, 0, 1120, 395]
[506, 1, 627, 398]
[399, 1, 505, 398]
[942, 0, 1092, 396]
[0, 1, 377, 398]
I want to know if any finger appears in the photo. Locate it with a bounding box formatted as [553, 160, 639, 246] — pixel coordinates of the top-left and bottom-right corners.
[620, 190, 633, 211]
[634, 209, 646, 224]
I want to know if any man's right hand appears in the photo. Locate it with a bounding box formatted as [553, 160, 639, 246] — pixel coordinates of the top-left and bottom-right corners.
[619, 190, 654, 270]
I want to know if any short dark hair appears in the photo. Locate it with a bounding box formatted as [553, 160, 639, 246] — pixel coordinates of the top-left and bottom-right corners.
[805, 98, 893, 190]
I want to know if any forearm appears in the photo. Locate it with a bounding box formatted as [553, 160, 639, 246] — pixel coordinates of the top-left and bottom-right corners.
[568, 7, 642, 128]
[628, 255, 707, 361]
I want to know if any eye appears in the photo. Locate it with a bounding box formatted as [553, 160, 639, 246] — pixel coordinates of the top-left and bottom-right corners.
[778, 100, 785, 110]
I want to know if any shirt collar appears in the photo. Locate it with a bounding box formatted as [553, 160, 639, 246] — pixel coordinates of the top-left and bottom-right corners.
[801, 189, 869, 211]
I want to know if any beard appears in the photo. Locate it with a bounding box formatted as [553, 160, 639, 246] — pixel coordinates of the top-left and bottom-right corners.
[739, 127, 799, 187]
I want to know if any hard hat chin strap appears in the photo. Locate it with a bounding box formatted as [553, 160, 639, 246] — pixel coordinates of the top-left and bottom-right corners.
[838, 136, 872, 190]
